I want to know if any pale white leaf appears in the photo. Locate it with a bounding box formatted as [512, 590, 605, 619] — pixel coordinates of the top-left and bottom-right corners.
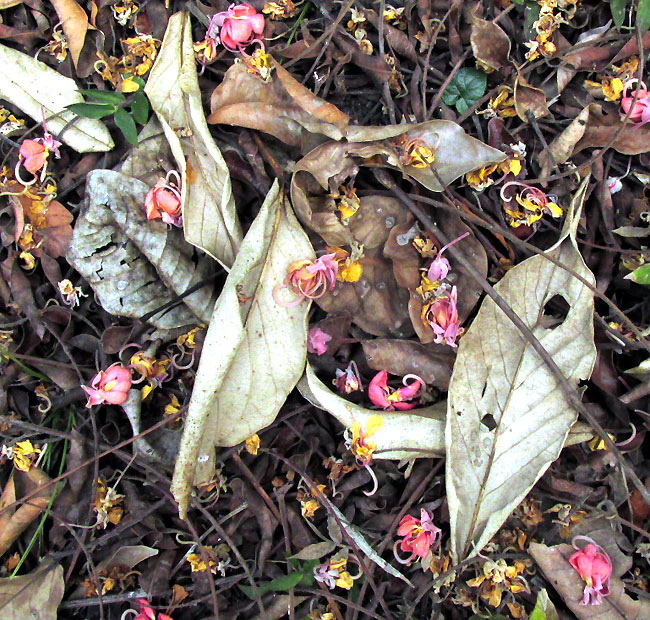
[446, 177, 597, 562]
[145, 11, 242, 268]
[171, 181, 312, 518]
[298, 363, 446, 461]
[0, 43, 113, 152]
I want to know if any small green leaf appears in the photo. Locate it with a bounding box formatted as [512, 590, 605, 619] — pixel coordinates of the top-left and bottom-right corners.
[66, 102, 117, 119]
[131, 76, 146, 90]
[638, 0, 650, 33]
[79, 89, 126, 104]
[611, 0, 630, 29]
[114, 107, 139, 146]
[530, 588, 559, 620]
[442, 68, 487, 114]
[625, 262, 650, 285]
[131, 92, 150, 125]
[239, 572, 304, 599]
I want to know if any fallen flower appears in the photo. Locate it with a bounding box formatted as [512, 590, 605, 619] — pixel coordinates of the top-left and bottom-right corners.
[57, 279, 87, 308]
[307, 327, 331, 355]
[344, 415, 383, 466]
[145, 170, 182, 227]
[274, 254, 338, 306]
[207, 3, 265, 53]
[620, 81, 650, 124]
[422, 286, 462, 348]
[15, 133, 61, 184]
[569, 537, 612, 605]
[244, 433, 260, 455]
[368, 369, 424, 410]
[314, 556, 358, 590]
[82, 363, 132, 408]
[334, 361, 363, 394]
[12, 439, 42, 472]
[427, 232, 469, 282]
[500, 181, 562, 228]
[122, 598, 173, 620]
[394, 509, 441, 563]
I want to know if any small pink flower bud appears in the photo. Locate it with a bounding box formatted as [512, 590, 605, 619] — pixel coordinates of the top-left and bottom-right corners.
[82, 363, 132, 408]
[426, 232, 469, 282]
[209, 3, 265, 52]
[620, 85, 650, 124]
[424, 286, 462, 348]
[307, 327, 331, 355]
[144, 171, 182, 227]
[569, 538, 612, 606]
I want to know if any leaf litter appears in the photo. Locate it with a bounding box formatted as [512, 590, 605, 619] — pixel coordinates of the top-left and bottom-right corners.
[2, 1, 650, 619]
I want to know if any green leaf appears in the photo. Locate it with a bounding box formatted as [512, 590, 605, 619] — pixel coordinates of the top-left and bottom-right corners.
[441, 68, 487, 114]
[66, 102, 117, 119]
[530, 588, 559, 620]
[114, 107, 138, 146]
[239, 572, 304, 599]
[625, 262, 650, 285]
[638, 0, 650, 33]
[79, 89, 125, 104]
[131, 92, 150, 125]
[524, 1, 542, 40]
[131, 76, 146, 90]
[611, 0, 630, 28]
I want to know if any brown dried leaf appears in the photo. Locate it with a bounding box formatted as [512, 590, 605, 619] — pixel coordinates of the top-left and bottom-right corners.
[209, 59, 349, 149]
[0, 468, 52, 557]
[361, 338, 455, 390]
[145, 11, 242, 267]
[0, 558, 64, 619]
[95, 545, 159, 573]
[470, 15, 511, 72]
[575, 104, 650, 155]
[514, 74, 550, 122]
[384, 218, 421, 290]
[529, 542, 650, 619]
[67, 170, 218, 329]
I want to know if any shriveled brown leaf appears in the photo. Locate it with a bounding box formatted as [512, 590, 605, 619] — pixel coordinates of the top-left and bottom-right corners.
[0, 468, 52, 557]
[146, 11, 242, 267]
[0, 558, 64, 619]
[574, 104, 650, 155]
[316, 248, 413, 338]
[1, 253, 45, 339]
[95, 545, 159, 573]
[514, 74, 550, 122]
[209, 59, 349, 149]
[361, 339, 455, 390]
[67, 170, 218, 329]
[470, 15, 511, 72]
[529, 542, 650, 619]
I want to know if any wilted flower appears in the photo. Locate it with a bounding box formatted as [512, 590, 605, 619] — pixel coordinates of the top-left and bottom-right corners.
[307, 327, 331, 355]
[128, 598, 173, 620]
[569, 537, 612, 605]
[193, 36, 219, 69]
[314, 556, 357, 590]
[500, 181, 562, 228]
[145, 170, 182, 227]
[207, 3, 265, 53]
[334, 361, 363, 394]
[368, 370, 424, 411]
[274, 254, 338, 306]
[394, 509, 442, 563]
[244, 433, 260, 455]
[620, 81, 650, 124]
[57, 279, 86, 307]
[422, 286, 462, 348]
[344, 415, 383, 466]
[15, 133, 61, 184]
[11, 440, 42, 472]
[427, 232, 469, 282]
[82, 363, 132, 408]
[328, 245, 363, 282]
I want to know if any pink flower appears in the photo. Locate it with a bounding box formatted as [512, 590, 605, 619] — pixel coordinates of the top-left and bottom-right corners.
[569, 538, 612, 606]
[145, 171, 182, 227]
[208, 3, 265, 53]
[607, 176, 623, 194]
[394, 509, 441, 563]
[82, 363, 132, 408]
[368, 370, 424, 411]
[274, 254, 338, 306]
[334, 361, 363, 394]
[424, 286, 461, 348]
[307, 327, 331, 355]
[16, 133, 61, 183]
[427, 232, 469, 282]
[133, 599, 173, 620]
[620, 85, 650, 124]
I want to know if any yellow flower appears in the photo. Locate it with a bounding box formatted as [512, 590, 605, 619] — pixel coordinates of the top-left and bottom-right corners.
[301, 498, 320, 518]
[262, 0, 299, 19]
[245, 433, 260, 455]
[328, 245, 364, 283]
[111, 0, 139, 25]
[187, 548, 217, 573]
[177, 325, 204, 349]
[94, 478, 124, 529]
[240, 49, 273, 82]
[330, 185, 361, 224]
[345, 416, 383, 465]
[120, 75, 140, 93]
[587, 433, 615, 451]
[12, 440, 41, 471]
[335, 571, 354, 589]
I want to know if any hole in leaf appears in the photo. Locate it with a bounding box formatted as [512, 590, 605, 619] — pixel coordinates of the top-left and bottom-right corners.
[481, 413, 497, 431]
[542, 294, 569, 329]
[480, 381, 487, 399]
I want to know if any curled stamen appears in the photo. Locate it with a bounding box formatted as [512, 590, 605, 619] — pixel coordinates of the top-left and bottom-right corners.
[362, 464, 379, 496]
[615, 423, 637, 448]
[392, 540, 416, 564]
[171, 350, 195, 370]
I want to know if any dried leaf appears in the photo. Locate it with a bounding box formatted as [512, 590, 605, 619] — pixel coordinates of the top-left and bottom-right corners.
[209, 59, 349, 149]
[529, 542, 650, 619]
[298, 363, 447, 461]
[612, 226, 650, 237]
[470, 15, 511, 72]
[0, 43, 113, 152]
[95, 545, 159, 573]
[575, 104, 650, 155]
[67, 170, 218, 329]
[446, 177, 597, 561]
[145, 11, 242, 267]
[0, 468, 53, 557]
[0, 559, 64, 619]
[171, 182, 313, 518]
[50, 0, 89, 70]
[514, 74, 550, 122]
